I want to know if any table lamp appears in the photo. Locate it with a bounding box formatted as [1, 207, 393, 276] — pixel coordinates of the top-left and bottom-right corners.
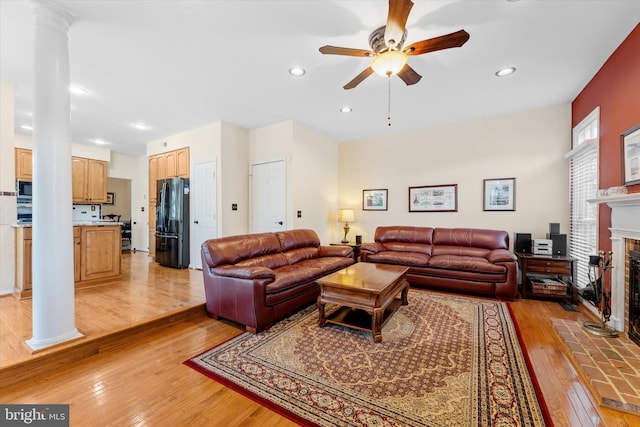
[338, 209, 355, 243]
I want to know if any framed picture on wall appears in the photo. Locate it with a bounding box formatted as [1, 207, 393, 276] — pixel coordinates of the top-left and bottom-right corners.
[408, 184, 457, 212]
[362, 189, 388, 211]
[622, 124, 640, 185]
[483, 178, 515, 211]
[105, 192, 115, 205]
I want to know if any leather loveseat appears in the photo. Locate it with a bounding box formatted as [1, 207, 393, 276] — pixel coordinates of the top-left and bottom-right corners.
[360, 226, 517, 300]
[201, 229, 355, 333]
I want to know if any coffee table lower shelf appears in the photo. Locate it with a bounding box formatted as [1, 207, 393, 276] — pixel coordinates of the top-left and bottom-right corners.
[325, 299, 404, 334]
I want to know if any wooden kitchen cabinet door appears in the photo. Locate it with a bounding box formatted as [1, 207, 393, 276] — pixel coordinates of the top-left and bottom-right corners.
[15, 148, 33, 181]
[72, 157, 89, 202]
[87, 159, 107, 203]
[81, 226, 121, 281]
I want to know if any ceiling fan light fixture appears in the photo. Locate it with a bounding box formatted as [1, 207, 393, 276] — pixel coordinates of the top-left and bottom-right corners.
[371, 50, 407, 77]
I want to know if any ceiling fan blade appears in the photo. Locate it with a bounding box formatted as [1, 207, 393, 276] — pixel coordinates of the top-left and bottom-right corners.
[397, 64, 422, 86]
[344, 67, 374, 90]
[404, 29, 470, 56]
[385, 0, 414, 48]
[319, 45, 373, 57]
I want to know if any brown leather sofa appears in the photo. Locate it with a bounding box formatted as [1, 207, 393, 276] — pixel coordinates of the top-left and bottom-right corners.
[201, 229, 355, 333]
[360, 226, 517, 300]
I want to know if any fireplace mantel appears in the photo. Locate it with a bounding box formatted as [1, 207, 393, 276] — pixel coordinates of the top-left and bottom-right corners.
[589, 192, 640, 331]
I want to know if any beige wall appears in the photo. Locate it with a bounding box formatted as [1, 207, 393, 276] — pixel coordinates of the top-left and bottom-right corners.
[103, 177, 131, 220]
[338, 104, 572, 248]
[0, 81, 16, 294]
[249, 121, 340, 244]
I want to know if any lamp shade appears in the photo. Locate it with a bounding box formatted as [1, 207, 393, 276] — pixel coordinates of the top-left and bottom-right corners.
[338, 209, 355, 223]
[371, 50, 408, 77]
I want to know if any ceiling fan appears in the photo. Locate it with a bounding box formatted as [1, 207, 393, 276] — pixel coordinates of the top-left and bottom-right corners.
[319, 0, 470, 90]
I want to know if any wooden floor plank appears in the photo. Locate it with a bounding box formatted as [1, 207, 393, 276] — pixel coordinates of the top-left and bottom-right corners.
[1, 252, 638, 426]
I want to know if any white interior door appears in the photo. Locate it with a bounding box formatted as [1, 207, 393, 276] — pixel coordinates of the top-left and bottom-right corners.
[192, 161, 217, 269]
[251, 160, 286, 233]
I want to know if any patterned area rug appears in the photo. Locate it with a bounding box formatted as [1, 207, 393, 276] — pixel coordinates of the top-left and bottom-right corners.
[186, 290, 550, 426]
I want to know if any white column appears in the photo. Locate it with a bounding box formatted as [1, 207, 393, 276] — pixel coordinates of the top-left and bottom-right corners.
[27, 0, 82, 350]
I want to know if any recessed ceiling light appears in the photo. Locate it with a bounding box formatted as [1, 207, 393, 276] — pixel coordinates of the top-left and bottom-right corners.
[20, 124, 33, 131]
[131, 122, 151, 130]
[340, 107, 352, 113]
[495, 67, 516, 77]
[92, 138, 109, 145]
[289, 67, 305, 77]
[69, 85, 89, 95]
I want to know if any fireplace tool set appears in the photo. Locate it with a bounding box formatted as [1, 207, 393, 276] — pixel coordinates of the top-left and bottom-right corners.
[580, 251, 618, 337]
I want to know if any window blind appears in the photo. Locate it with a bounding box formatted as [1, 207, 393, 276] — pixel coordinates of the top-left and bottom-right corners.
[567, 107, 599, 289]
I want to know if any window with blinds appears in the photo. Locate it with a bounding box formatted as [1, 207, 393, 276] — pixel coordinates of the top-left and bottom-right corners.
[566, 107, 599, 289]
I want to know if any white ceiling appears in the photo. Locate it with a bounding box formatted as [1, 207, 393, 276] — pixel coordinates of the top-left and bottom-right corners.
[1, 0, 639, 157]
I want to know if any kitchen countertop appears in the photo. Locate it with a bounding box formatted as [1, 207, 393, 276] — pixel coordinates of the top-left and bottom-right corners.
[12, 221, 122, 228]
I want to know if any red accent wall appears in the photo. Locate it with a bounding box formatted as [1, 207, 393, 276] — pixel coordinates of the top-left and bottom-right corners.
[572, 23, 640, 252]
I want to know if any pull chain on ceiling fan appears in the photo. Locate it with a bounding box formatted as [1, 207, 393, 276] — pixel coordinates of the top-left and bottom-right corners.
[319, 0, 470, 90]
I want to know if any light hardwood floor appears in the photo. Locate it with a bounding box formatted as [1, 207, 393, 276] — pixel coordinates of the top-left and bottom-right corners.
[1, 251, 639, 426]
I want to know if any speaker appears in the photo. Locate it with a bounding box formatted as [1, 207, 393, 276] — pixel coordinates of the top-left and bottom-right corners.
[548, 234, 567, 255]
[355, 235, 362, 244]
[549, 223, 560, 235]
[515, 233, 532, 254]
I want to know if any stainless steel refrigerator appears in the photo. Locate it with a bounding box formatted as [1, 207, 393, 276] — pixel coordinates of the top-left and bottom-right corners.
[155, 177, 190, 268]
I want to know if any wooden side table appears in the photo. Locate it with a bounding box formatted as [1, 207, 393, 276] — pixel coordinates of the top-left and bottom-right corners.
[330, 242, 361, 261]
[517, 253, 578, 304]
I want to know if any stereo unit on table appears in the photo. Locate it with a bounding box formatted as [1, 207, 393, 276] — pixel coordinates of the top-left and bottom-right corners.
[516, 253, 578, 304]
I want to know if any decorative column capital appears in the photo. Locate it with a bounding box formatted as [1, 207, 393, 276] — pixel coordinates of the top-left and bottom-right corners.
[30, 0, 76, 33]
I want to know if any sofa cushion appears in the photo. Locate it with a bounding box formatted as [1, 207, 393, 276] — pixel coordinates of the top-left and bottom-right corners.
[383, 242, 432, 255]
[283, 247, 319, 265]
[202, 232, 282, 267]
[266, 265, 323, 294]
[428, 255, 505, 273]
[297, 256, 355, 274]
[432, 245, 490, 258]
[236, 253, 289, 269]
[367, 251, 429, 267]
[375, 226, 433, 245]
[276, 229, 320, 252]
[432, 228, 508, 250]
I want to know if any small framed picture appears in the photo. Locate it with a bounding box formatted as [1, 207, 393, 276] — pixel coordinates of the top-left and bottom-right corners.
[363, 189, 388, 211]
[409, 184, 457, 212]
[483, 178, 515, 211]
[105, 192, 115, 205]
[622, 124, 640, 186]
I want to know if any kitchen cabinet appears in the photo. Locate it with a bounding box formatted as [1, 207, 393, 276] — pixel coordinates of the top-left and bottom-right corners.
[81, 225, 121, 281]
[14, 224, 121, 299]
[14, 227, 32, 298]
[15, 148, 33, 181]
[148, 147, 189, 256]
[148, 147, 189, 204]
[72, 157, 107, 203]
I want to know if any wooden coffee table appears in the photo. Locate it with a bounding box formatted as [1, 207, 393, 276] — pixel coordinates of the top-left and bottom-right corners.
[317, 263, 409, 342]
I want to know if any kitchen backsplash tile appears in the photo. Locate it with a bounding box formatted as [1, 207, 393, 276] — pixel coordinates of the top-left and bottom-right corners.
[72, 204, 101, 221]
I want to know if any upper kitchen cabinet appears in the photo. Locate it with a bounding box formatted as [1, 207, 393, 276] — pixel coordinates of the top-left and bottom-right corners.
[15, 148, 33, 181]
[72, 157, 107, 203]
[148, 147, 189, 203]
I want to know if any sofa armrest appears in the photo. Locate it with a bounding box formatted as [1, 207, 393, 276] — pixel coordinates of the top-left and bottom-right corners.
[212, 265, 275, 280]
[361, 242, 385, 254]
[487, 249, 517, 264]
[319, 245, 354, 258]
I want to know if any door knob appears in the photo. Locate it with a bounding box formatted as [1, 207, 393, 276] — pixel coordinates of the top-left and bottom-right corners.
[194, 220, 199, 224]
[276, 221, 283, 225]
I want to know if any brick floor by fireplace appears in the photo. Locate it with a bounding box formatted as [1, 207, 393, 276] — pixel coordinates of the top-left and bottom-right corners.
[552, 318, 640, 414]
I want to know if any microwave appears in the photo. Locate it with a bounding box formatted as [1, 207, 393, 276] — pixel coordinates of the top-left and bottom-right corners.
[16, 180, 32, 203]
